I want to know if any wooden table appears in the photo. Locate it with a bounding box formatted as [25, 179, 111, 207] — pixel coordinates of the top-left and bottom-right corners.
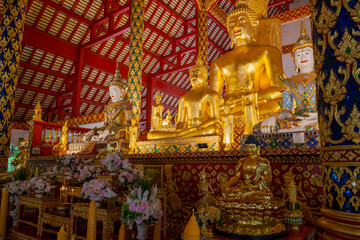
[39, 211, 71, 239]
[211, 226, 316, 240]
[70, 203, 122, 240]
[17, 195, 59, 235]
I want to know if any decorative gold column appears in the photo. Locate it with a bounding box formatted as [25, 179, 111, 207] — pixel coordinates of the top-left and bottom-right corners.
[311, 0, 360, 239]
[0, 0, 28, 173]
[127, 0, 144, 119]
[196, 0, 208, 67]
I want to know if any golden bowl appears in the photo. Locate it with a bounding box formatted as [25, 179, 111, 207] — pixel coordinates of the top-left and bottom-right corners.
[56, 203, 71, 212]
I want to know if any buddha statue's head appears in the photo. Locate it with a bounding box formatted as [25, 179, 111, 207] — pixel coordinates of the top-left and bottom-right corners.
[244, 135, 260, 158]
[227, 3, 259, 47]
[109, 63, 128, 102]
[190, 64, 208, 89]
[291, 20, 314, 74]
[155, 91, 162, 104]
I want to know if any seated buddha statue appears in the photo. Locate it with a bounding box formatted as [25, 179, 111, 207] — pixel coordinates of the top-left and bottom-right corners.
[209, 1, 283, 134]
[221, 135, 272, 201]
[218, 135, 286, 237]
[53, 120, 69, 152]
[86, 64, 134, 141]
[258, 20, 318, 133]
[147, 63, 221, 140]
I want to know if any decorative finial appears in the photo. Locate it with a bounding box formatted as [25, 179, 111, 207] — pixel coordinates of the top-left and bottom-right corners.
[290, 19, 313, 59]
[32, 102, 43, 121]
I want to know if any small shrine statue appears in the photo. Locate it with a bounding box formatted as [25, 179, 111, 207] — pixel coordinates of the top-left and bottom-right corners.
[53, 120, 69, 152]
[148, 63, 221, 139]
[162, 110, 173, 127]
[86, 64, 134, 141]
[209, 0, 283, 133]
[195, 167, 216, 208]
[32, 102, 43, 121]
[151, 91, 164, 131]
[258, 20, 317, 133]
[221, 135, 272, 200]
[11, 138, 30, 172]
[218, 135, 286, 237]
[126, 118, 139, 154]
[221, 105, 234, 151]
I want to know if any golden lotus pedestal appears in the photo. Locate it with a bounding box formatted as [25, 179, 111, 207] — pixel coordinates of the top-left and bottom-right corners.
[216, 197, 288, 239]
[136, 135, 222, 154]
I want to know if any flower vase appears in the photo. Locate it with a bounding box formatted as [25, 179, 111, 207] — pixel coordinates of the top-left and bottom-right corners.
[205, 224, 214, 238]
[136, 223, 149, 240]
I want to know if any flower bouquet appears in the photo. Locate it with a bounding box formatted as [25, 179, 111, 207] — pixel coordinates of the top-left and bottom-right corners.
[81, 179, 117, 207]
[6, 180, 30, 196]
[101, 152, 131, 174]
[121, 178, 163, 240]
[71, 165, 101, 184]
[28, 177, 52, 198]
[119, 168, 144, 187]
[195, 206, 222, 237]
[57, 154, 82, 173]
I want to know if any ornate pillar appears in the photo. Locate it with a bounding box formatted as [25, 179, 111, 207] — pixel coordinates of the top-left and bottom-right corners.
[196, 0, 208, 67]
[127, 0, 144, 119]
[0, 0, 28, 173]
[311, 0, 360, 239]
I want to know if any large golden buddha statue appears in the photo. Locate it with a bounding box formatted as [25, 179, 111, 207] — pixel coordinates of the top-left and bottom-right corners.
[217, 135, 286, 237]
[147, 64, 221, 140]
[209, 0, 283, 134]
[86, 64, 134, 141]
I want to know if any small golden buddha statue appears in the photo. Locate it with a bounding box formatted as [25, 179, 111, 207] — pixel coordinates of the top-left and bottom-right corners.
[151, 91, 164, 131]
[221, 135, 272, 200]
[86, 63, 134, 141]
[53, 120, 69, 152]
[147, 63, 221, 139]
[209, 0, 283, 134]
[162, 110, 172, 127]
[217, 135, 286, 237]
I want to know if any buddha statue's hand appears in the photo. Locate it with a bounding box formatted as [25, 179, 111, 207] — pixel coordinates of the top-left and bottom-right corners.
[260, 116, 277, 133]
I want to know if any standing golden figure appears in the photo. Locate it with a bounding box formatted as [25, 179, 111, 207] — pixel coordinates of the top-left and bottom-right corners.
[221, 105, 234, 151]
[147, 64, 221, 139]
[218, 135, 286, 237]
[209, 0, 283, 134]
[151, 92, 164, 131]
[126, 118, 139, 154]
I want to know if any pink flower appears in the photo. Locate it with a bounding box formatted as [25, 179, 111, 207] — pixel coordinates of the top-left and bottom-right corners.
[113, 160, 121, 168]
[129, 204, 136, 211]
[136, 206, 143, 213]
[73, 173, 79, 179]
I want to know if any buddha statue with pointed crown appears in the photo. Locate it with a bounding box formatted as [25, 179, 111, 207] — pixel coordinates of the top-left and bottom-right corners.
[147, 63, 221, 139]
[257, 20, 318, 133]
[86, 64, 134, 141]
[209, 0, 283, 134]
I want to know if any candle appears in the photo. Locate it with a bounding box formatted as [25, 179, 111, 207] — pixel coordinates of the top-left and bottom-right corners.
[71, 189, 74, 203]
[0, 187, 9, 238]
[153, 217, 162, 240]
[118, 222, 125, 240]
[57, 226, 66, 240]
[87, 201, 97, 240]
